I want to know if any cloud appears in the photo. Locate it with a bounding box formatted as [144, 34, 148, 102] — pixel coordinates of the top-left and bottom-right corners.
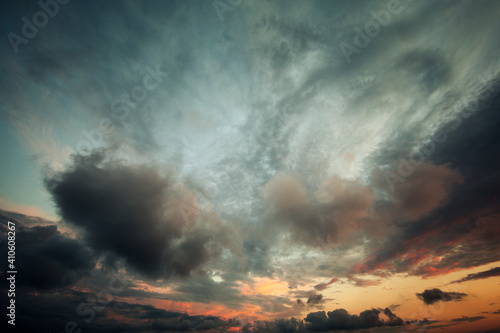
[450, 315, 487, 323]
[450, 266, 500, 284]
[0, 208, 56, 228]
[1, 288, 235, 333]
[170, 276, 246, 308]
[416, 288, 467, 305]
[373, 162, 464, 222]
[347, 274, 381, 287]
[304, 307, 405, 331]
[306, 294, 324, 307]
[44, 151, 232, 279]
[383, 307, 404, 326]
[263, 173, 374, 246]
[395, 50, 452, 94]
[263, 162, 464, 255]
[0, 215, 95, 290]
[425, 322, 460, 330]
[262, 162, 467, 283]
[314, 278, 338, 291]
[0, 200, 54, 220]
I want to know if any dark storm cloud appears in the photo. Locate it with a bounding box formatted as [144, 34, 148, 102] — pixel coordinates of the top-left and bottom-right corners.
[252, 318, 306, 333]
[450, 266, 500, 284]
[416, 288, 467, 305]
[112, 302, 231, 332]
[304, 307, 405, 331]
[1, 288, 233, 333]
[0, 215, 95, 290]
[44, 151, 231, 279]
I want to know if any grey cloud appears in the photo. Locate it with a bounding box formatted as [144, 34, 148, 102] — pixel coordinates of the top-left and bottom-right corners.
[171, 276, 246, 308]
[242, 237, 274, 276]
[416, 288, 467, 305]
[304, 307, 405, 331]
[0, 215, 95, 290]
[306, 294, 324, 307]
[1, 288, 234, 333]
[395, 49, 452, 94]
[250, 317, 306, 333]
[44, 150, 231, 279]
[263, 173, 374, 247]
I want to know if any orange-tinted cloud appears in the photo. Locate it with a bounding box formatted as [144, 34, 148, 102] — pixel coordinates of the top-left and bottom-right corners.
[314, 278, 339, 291]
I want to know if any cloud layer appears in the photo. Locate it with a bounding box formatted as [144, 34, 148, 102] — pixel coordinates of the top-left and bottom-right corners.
[304, 307, 404, 331]
[0, 214, 94, 290]
[1, 0, 500, 332]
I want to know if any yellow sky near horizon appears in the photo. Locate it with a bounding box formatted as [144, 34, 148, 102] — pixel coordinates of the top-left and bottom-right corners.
[115, 260, 500, 332]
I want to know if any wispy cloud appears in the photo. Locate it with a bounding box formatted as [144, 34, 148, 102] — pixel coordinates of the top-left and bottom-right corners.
[449, 267, 500, 284]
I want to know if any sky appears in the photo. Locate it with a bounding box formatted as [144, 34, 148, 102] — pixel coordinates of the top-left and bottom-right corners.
[1, 0, 500, 332]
